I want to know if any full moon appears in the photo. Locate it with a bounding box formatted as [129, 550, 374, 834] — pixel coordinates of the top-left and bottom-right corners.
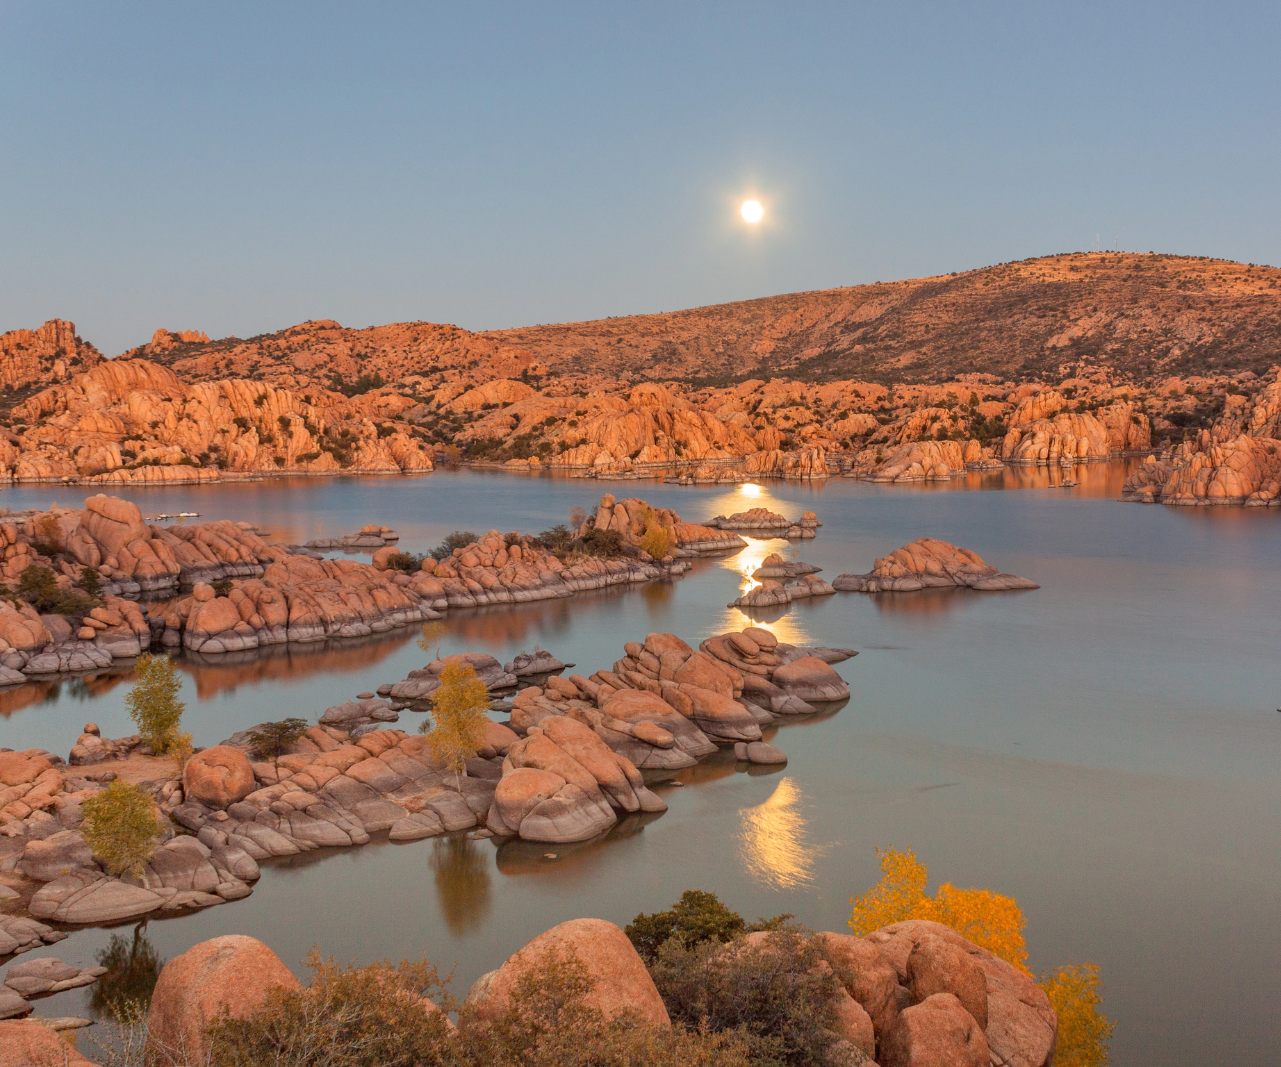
[741, 199, 763, 223]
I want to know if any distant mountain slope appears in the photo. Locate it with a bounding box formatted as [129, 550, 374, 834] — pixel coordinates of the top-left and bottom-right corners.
[110, 253, 1281, 390]
[482, 253, 1281, 384]
[130, 320, 541, 394]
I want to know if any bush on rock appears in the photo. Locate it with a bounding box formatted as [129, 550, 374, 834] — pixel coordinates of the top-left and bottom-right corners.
[125, 652, 185, 755]
[80, 779, 162, 876]
[420, 661, 490, 783]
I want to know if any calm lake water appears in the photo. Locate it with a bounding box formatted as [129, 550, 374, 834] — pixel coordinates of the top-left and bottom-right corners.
[2, 466, 1278, 1066]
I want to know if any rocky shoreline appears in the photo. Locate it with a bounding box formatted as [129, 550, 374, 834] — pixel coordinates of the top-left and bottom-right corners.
[0, 493, 739, 681]
[833, 539, 1039, 593]
[0, 626, 853, 945]
[0, 912, 1058, 1067]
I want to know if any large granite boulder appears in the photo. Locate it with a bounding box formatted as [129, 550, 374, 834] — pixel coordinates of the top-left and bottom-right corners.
[772, 656, 850, 702]
[834, 539, 1038, 593]
[881, 992, 990, 1067]
[0, 1019, 100, 1065]
[464, 918, 668, 1026]
[183, 745, 256, 808]
[148, 935, 300, 1065]
[865, 920, 1056, 1067]
[907, 933, 988, 1031]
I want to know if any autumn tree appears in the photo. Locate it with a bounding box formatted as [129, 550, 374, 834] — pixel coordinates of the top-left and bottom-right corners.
[81, 780, 162, 876]
[849, 846, 1113, 1065]
[125, 653, 185, 755]
[847, 846, 929, 936]
[1040, 963, 1115, 1067]
[416, 620, 447, 661]
[420, 661, 489, 786]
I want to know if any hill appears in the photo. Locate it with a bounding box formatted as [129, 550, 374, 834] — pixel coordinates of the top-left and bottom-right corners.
[482, 253, 1281, 385]
[0, 252, 1277, 503]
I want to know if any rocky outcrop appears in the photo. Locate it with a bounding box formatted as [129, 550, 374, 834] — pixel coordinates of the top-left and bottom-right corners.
[0, 497, 708, 681]
[0, 319, 101, 393]
[583, 495, 745, 556]
[306, 525, 400, 550]
[752, 554, 822, 580]
[0, 914, 68, 959]
[465, 918, 669, 1026]
[387, 652, 518, 706]
[704, 507, 821, 539]
[1123, 434, 1281, 506]
[147, 935, 300, 1065]
[864, 920, 1056, 1067]
[741, 445, 830, 479]
[0, 1019, 100, 1064]
[1121, 369, 1281, 505]
[729, 575, 835, 609]
[864, 439, 988, 481]
[1, 356, 434, 484]
[834, 539, 1039, 593]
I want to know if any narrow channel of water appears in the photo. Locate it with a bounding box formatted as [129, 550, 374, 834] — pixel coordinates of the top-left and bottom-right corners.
[2, 466, 1278, 1066]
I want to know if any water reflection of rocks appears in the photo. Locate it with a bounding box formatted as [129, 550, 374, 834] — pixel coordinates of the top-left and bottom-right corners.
[493, 811, 664, 876]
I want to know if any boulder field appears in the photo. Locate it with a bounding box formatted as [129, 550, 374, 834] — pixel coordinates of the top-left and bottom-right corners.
[37, 915, 1056, 1067]
[576, 494, 747, 555]
[834, 539, 1039, 593]
[1121, 374, 1281, 505]
[0, 495, 702, 679]
[731, 555, 835, 609]
[0, 629, 853, 928]
[704, 506, 821, 539]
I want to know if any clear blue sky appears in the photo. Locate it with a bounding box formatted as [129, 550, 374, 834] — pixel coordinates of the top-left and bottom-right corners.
[2, 2, 1277, 354]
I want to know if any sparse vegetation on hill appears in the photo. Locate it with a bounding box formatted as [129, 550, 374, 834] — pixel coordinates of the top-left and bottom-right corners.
[1, 252, 1276, 490]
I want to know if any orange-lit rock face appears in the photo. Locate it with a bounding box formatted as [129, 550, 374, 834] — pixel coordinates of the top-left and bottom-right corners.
[0, 357, 432, 483]
[2, 254, 1275, 493]
[0, 318, 102, 392]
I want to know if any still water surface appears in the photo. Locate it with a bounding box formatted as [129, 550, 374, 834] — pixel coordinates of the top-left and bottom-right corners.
[1, 467, 1278, 1065]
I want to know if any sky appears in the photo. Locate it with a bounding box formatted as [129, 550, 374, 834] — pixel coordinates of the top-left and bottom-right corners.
[2, 2, 1278, 355]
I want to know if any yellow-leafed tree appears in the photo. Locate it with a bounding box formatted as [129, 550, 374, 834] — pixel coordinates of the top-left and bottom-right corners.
[849, 846, 1113, 1066]
[420, 661, 490, 786]
[847, 846, 928, 935]
[1040, 963, 1115, 1067]
[80, 780, 163, 876]
[125, 652, 185, 756]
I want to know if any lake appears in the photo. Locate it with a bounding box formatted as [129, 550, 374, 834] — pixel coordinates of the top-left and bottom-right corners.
[2, 465, 1278, 1066]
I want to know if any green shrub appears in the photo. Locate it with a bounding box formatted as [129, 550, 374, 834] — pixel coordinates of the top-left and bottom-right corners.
[17, 564, 100, 617]
[203, 949, 753, 1067]
[431, 531, 478, 559]
[533, 525, 571, 549]
[80, 780, 162, 877]
[579, 528, 624, 558]
[383, 551, 427, 572]
[211, 579, 233, 597]
[649, 929, 857, 1067]
[125, 653, 185, 755]
[626, 890, 747, 962]
[246, 718, 310, 764]
[79, 566, 104, 598]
